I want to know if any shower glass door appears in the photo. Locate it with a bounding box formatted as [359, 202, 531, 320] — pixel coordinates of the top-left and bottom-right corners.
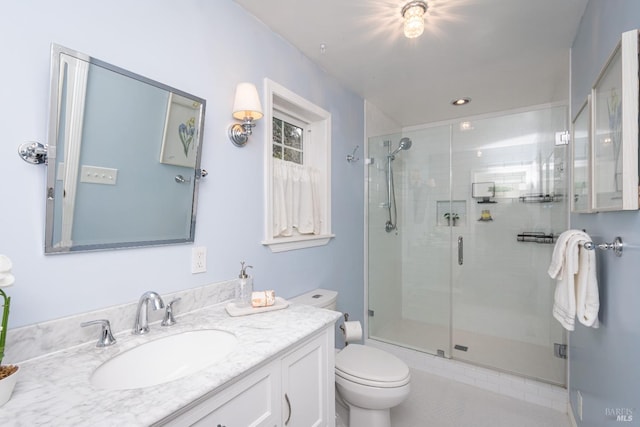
[449, 107, 567, 384]
[367, 106, 568, 385]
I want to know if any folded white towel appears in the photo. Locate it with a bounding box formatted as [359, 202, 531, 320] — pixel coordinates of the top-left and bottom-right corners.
[548, 230, 581, 330]
[575, 242, 599, 328]
[547, 230, 578, 280]
[548, 230, 599, 330]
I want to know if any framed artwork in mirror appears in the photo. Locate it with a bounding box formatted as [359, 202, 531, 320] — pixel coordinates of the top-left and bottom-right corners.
[160, 93, 202, 168]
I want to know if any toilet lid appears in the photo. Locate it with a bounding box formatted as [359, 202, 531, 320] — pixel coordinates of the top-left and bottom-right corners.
[335, 344, 410, 386]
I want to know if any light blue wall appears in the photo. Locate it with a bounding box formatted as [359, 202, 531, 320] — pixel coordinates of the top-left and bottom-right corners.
[0, 0, 364, 329]
[570, 1, 640, 425]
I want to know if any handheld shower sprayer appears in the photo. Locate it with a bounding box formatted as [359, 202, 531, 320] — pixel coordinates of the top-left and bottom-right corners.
[385, 137, 412, 232]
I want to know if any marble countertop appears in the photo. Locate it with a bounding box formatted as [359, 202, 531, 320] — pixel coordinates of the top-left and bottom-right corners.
[0, 302, 340, 426]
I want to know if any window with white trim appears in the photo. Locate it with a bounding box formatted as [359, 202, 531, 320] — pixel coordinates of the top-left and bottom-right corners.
[272, 113, 304, 165]
[262, 78, 333, 252]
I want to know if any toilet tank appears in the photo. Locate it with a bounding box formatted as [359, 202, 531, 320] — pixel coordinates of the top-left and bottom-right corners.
[290, 288, 338, 311]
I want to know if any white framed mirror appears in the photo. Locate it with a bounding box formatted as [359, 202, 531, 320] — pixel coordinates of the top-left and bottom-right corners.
[45, 44, 207, 253]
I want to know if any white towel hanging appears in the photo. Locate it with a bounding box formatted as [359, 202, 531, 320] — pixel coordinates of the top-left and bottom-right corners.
[548, 230, 599, 330]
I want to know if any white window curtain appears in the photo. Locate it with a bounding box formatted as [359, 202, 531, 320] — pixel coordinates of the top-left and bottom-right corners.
[273, 158, 320, 237]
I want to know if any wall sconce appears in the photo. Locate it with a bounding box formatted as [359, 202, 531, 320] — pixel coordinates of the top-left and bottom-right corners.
[228, 82, 263, 147]
[402, 1, 428, 39]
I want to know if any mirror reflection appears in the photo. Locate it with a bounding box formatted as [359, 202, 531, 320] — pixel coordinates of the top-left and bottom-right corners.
[45, 44, 206, 253]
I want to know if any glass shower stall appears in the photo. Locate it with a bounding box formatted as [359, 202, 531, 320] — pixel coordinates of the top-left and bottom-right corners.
[367, 106, 568, 385]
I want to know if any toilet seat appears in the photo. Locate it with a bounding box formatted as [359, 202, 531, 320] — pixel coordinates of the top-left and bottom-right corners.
[336, 368, 410, 388]
[335, 344, 410, 388]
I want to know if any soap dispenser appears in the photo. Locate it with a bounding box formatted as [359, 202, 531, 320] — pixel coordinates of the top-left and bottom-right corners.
[236, 261, 253, 307]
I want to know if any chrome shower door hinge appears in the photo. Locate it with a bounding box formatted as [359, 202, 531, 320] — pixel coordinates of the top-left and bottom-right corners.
[555, 131, 570, 145]
[554, 343, 567, 359]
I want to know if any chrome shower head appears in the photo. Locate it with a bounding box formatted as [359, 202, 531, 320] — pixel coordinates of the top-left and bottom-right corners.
[389, 137, 412, 157]
[399, 137, 412, 151]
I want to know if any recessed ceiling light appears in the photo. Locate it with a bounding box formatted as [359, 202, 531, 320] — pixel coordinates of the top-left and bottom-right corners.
[451, 97, 471, 106]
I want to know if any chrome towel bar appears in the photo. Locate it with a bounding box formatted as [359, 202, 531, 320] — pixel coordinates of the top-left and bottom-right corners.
[583, 236, 623, 257]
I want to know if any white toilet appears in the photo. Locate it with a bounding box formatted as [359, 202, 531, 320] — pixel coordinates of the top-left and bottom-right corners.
[291, 289, 411, 427]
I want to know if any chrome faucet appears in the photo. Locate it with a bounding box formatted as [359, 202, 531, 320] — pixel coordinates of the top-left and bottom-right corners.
[132, 291, 165, 335]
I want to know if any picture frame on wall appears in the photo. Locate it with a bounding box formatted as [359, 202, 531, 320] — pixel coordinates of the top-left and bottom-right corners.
[589, 29, 639, 211]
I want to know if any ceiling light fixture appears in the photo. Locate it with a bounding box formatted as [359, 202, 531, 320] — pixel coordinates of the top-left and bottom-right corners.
[451, 97, 471, 106]
[401, 1, 428, 39]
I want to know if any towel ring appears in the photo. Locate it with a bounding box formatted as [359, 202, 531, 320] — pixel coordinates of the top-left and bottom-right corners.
[583, 236, 623, 257]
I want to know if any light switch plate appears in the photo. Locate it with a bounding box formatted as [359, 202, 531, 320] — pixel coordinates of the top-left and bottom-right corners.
[80, 165, 118, 185]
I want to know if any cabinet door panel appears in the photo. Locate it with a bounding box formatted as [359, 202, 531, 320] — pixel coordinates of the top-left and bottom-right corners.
[162, 363, 280, 427]
[193, 366, 279, 427]
[281, 336, 328, 427]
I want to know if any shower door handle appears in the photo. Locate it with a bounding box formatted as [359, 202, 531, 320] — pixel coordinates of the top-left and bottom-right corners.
[457, 236, 463, 265]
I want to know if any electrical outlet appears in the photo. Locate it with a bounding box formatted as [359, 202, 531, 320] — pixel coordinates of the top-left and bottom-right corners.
[191, 247, 207, 273]
[577, 390, 583, 421]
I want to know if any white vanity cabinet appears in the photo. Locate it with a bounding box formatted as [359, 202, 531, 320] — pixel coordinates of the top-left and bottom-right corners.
[159, 327, 335, 427]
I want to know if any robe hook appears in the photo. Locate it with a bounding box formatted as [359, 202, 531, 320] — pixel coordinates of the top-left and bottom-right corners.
[346, 145, 360, 163]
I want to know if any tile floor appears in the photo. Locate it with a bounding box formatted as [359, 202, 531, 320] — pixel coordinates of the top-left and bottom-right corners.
[389, 368, 572, 427]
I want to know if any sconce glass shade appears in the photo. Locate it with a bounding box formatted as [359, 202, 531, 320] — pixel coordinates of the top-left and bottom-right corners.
[402, 1, 428, 39]
[232, 82, 263, 121]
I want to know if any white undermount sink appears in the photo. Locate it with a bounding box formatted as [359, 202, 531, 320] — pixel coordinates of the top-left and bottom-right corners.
[90, 329, 238, 390]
